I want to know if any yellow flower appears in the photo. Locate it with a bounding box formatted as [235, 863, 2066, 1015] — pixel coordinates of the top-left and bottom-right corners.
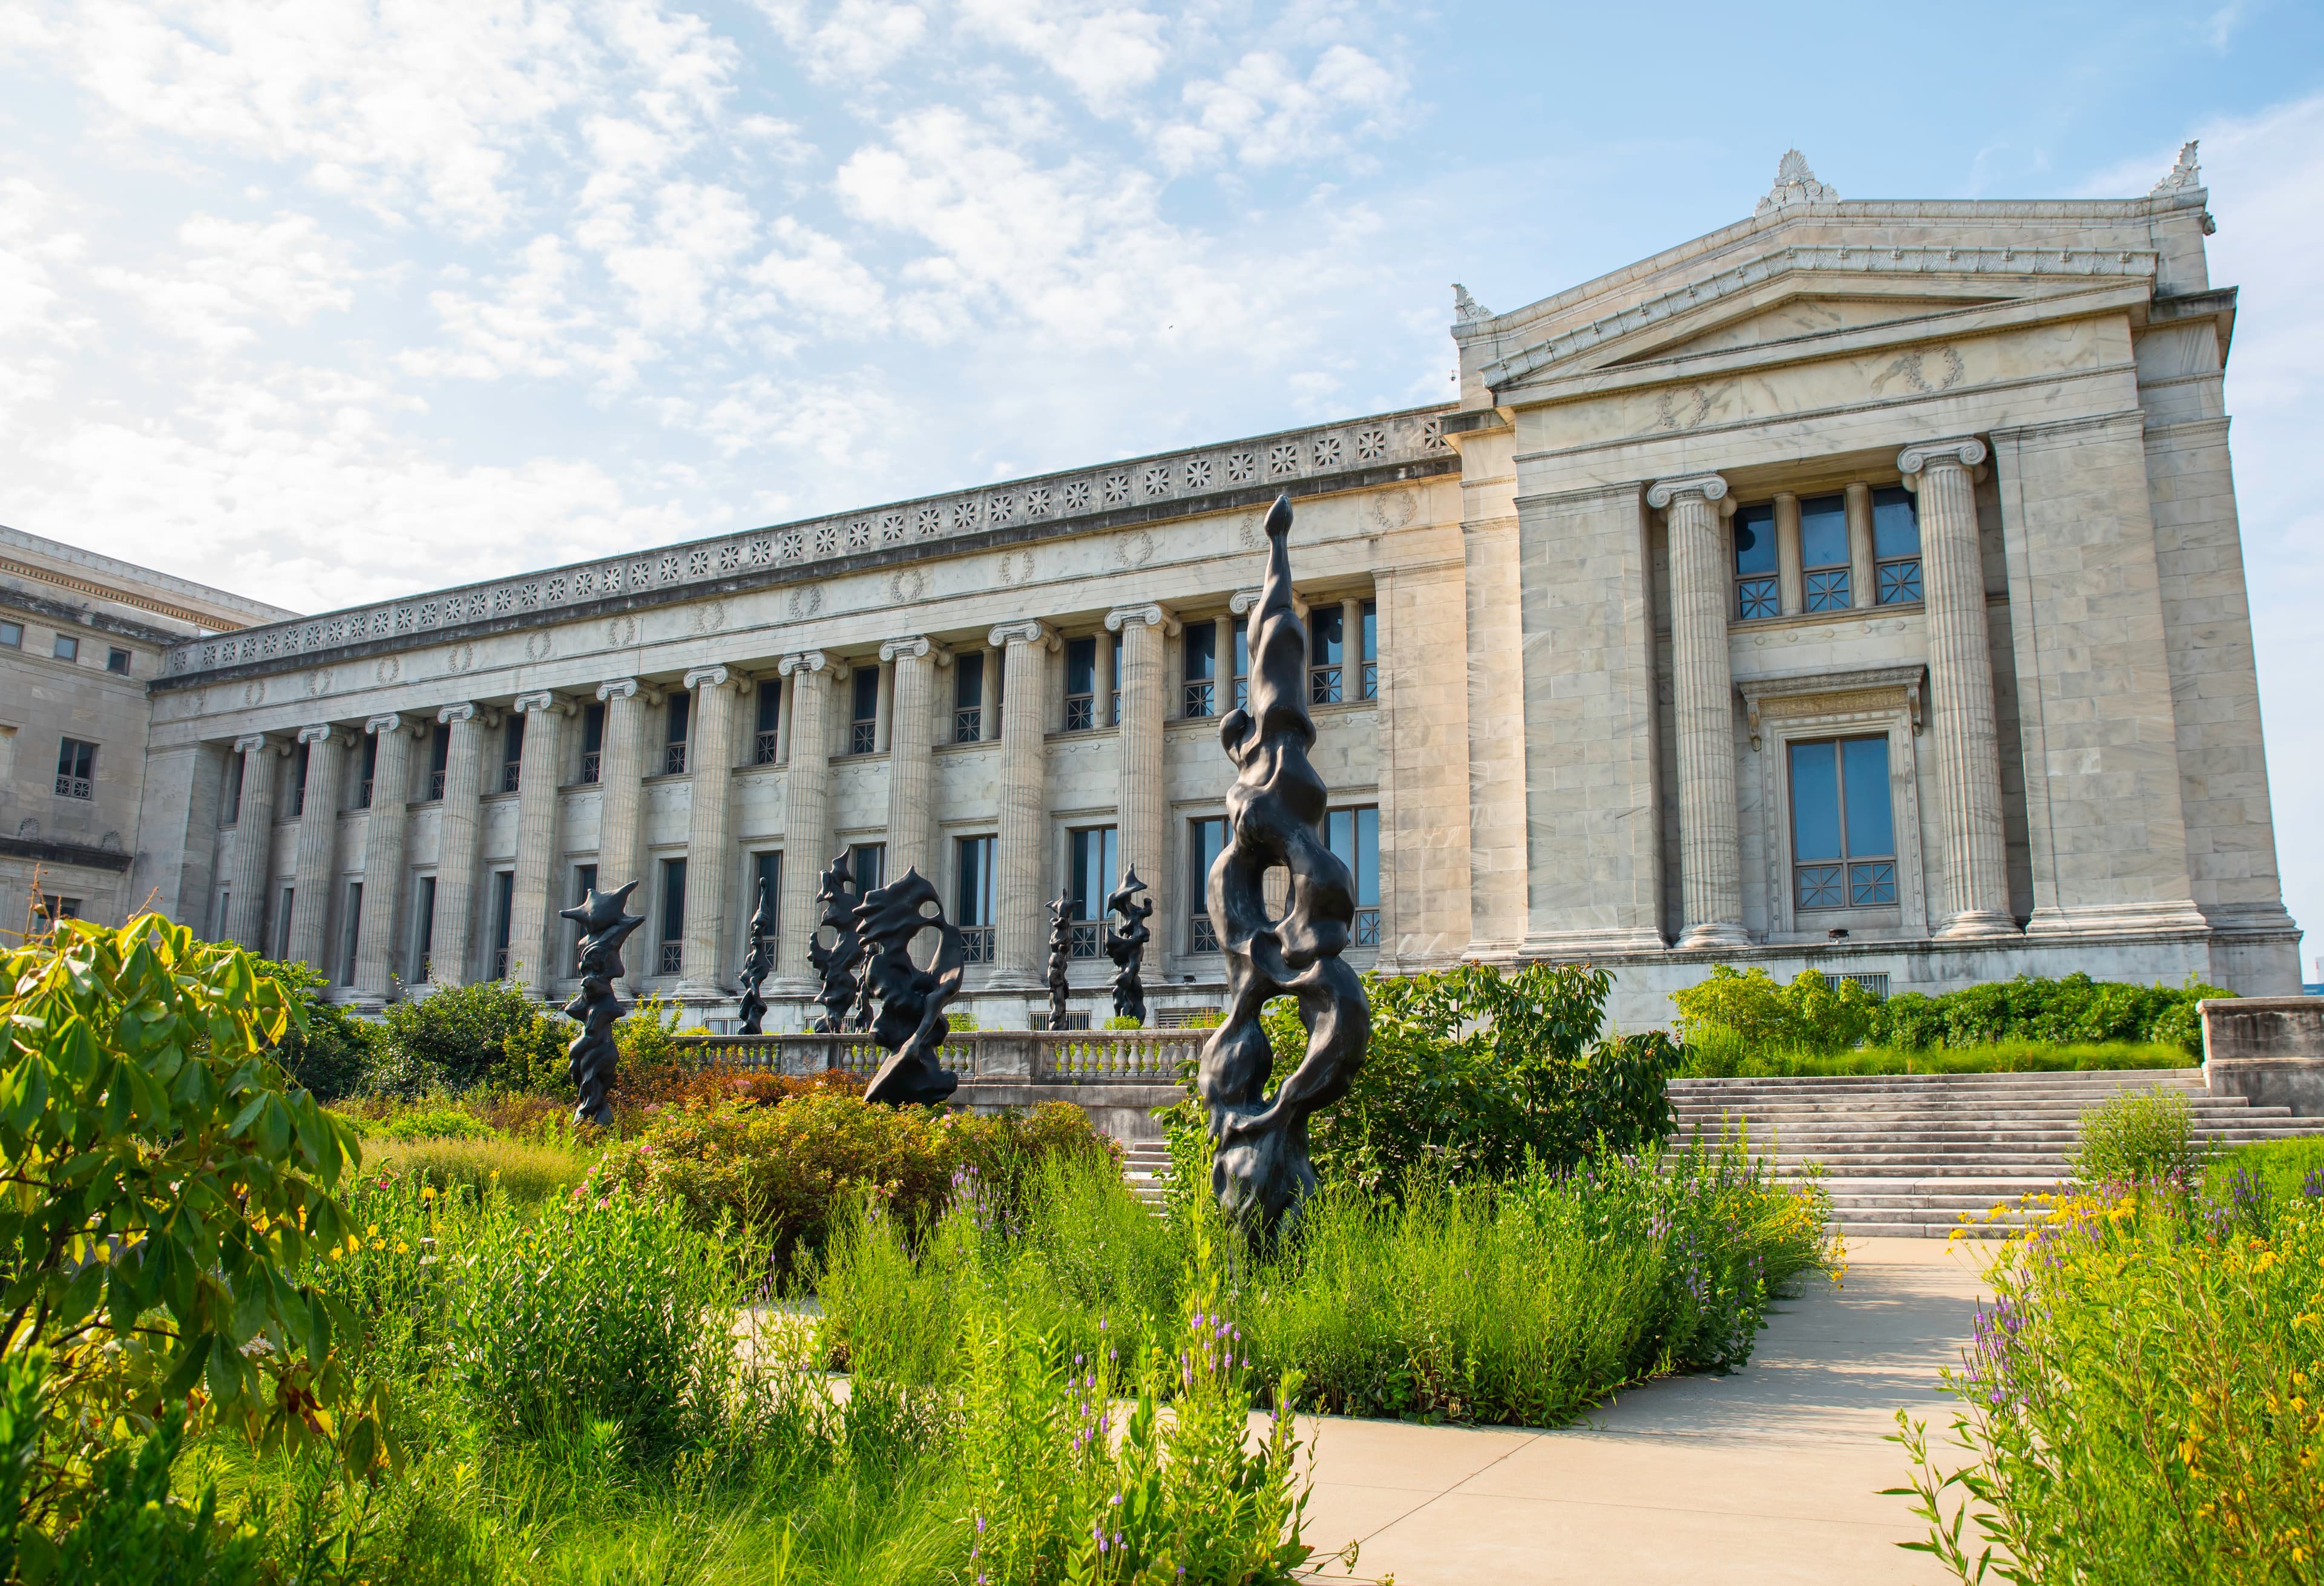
[421, 1185, 438, 1200]
[395, 1240, 410, 1254]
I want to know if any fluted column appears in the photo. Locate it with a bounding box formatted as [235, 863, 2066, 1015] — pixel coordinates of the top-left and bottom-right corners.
[223, 734, 283, 950]
[1106, 603, 1178, 967]
[283, 725, 349, 972]
[1773, 492, 1804, 616]
[428, 703, 491, 987]
[678, 665, 746, 995]
[1649, 473, 1750, 950]
[774, 651, 831, 993]
[507, 691, 573, 993]
[991, 619, 1059, 988]
[881, 637, 947, 883]
[1845, 482, 1876, 610]
[351, 716, 421, 1002]
[1900, 438, 2015, 938]
[592, 679, 655, 992]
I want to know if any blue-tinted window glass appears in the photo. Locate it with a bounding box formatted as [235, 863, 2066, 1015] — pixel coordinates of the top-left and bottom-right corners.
[1361, 602, 1377, 662]
[1732, 504, 1777, 576]
[1193, 817, 1227, 890]
[1311, 605, 1344, 665]
[954, 651, 983, 711]
[849, 843, 883, 895]
[1071, 826, 1118, 920]
[1842, 737, 1894, 857]
[956, 835, 996, 924]
[1872, 487, 1920, 560]
[666, 691, 690, 746]
[1789, 742, 1842, 861]
[757, 683, 783, 734]
[1184, 624, 1215, 682]
[1799, 496, 1848, 569]
[1065, 636, 1096, 695]
[1324, 806, 1380, 907]
[582, 702, 604, 755]
[660, 859, 687, 943]
[852, 667, 878, 723]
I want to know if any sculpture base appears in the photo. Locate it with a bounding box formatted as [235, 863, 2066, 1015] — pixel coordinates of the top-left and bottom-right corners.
[1209, 1103, 1317, 1243]
[864, 1050, 961, 1107]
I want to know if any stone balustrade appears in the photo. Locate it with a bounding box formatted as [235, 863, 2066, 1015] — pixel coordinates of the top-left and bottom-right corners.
[671, 1027, 1202, 1085]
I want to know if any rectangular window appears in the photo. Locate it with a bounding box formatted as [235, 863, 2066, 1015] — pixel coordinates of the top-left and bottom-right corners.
[751, 852, 783, 945]
[664, 691, 690, 775]
[1789, 736, 1897, 911]
[275, 886, 295, 960]
[356, 732, 377, 809]
[1109, 631, 1122, 727]
[658, 858, 686, 975]
[106, 647, 131, 675]
[1232, 627, 1249, 711]
[755, 680, 783, 764]
[1800, 493, 1850, 611]
[426, 723, 448, 800]
[1310, 605, 1344, 704]
[1064, 635, 1097, 731]
[287, 741, 309, 817]
[956, 835, 996, 961]
[490, 870, 514, 979]
[850, 666, 878, 755]
[501, 714, 525, 792]
[1183, 623, 1216, 718]
[1873, 485, 1923, 605]
[35, 896, 82, 932]
[1733, 503, 1778, 619]
[340, 881, 363, 985]
[54, 737, 94, 800]
[849, 842, 884, 897]
[1359, 600, 1378, 699]
[411, 875, 438, 984]
[0, 620, 20, 648]
[1325, 806, 1381, 946]
[579, 701, 605, 783]
[953, 651, 983, 742]
[1069, 826, 1117, 958]
[51, 633, 77, 662]
[1189, 816, 1227, 952]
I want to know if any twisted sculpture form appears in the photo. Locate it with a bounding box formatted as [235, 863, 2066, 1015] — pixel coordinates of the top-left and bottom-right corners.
[807, 854, 865, 1033]
[736, 877, 775, 1035]
[1198, 493, 1370, 1237]
[1045, 890, 1074, 1032]
[854, 868, 966, 1106]
[559, 880, 644, 1127]
[1103, 866, 1152, 1026]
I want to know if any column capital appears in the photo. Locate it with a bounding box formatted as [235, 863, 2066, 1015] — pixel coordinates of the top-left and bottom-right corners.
[597, 677, 661, 705]
[1229, 587, 1307, 619]
[1897, 436, 1988, 478]
[879, 635, 952, 665]
[363, 712, 425, 738]
[683, 664, 752, 694]
[295, 723, 346, 747]
[1105, 602, 1181, 636]
[232, 732, 283, 756]
[777, 650, 829, 677]
[988, 619, 1060, 651]
[438, 702, 492, 728]
[511, 689, 576, 717]
[1646, 472, 1731, 511]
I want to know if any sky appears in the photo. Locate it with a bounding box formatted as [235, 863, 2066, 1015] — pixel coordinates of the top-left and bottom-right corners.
[1, 1, 2319, 968]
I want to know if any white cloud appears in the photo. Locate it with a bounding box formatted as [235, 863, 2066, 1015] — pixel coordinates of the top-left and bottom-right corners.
[661, 369, 904, 466]
[1166, 44, 1405, 171]
[755, 0, 929, 81]
[91, 212, 354, 350]
[402, 234, 597, 380]
[956, 0, 1167, 109]
[0, 179, 88, 345]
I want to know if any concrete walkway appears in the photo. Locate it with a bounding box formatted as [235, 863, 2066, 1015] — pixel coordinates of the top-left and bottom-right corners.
[1289, 1237, 1992, 1585]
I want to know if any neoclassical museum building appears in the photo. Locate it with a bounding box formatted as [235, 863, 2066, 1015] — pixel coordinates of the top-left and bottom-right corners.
[3, 148, 2299, 1028]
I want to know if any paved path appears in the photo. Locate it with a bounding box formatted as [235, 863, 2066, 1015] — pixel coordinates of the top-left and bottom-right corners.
[1288, 1237, 1992, 1585]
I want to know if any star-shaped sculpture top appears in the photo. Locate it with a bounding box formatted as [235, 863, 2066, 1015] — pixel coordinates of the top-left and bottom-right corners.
[560, 880, 644, 977]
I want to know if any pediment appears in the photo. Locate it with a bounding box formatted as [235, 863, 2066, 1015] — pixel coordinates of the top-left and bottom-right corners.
[1608, 294, 2001, 364]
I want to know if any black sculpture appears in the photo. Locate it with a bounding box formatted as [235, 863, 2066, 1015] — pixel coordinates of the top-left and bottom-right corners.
[854, 868, 965, 1106]
[1197, 493, 1371, 1238]
[736, 877, 775, 1035]
[1045, 890, 1074, 1033]
[1103, 866, 1152, 1026]
[559, 880, 645, 1128]
[806, 854, 865, 1033]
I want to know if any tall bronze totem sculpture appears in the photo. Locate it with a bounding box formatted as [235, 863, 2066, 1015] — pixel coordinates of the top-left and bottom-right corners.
[1103, 866, 1152, 1026]
[1045, 891, 1074, 1032]
[735, 877, 775, 1035]
[559, 880, 645, 1127]
[807, 854, 865, 1033]
[1198, 493, 1370, 1237]
[854, 868, 968, 1105]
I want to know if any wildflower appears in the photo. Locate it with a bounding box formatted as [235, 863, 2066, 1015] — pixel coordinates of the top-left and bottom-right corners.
[422, 1185, 438, 1200]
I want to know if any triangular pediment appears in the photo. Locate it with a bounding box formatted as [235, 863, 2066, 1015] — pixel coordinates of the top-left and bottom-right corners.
[1607, 293, 2003, 364]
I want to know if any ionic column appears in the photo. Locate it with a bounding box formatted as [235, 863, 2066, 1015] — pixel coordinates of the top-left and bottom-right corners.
[507, 692, 573, 993]
[977, 643, 1002, 739]
[351, 716, 422, 1002]
[1845, 482, 1876, 609]
[223, 734, 284, 950]
[774, 651, 831, 992]
[1648, 473, 1750, 950]
[678, 666, 746, 995]
[990, 620, 1059, 987]
[1106, 603, 1177, 961]
[1340, 597, 1365, 696]
[1900, 438, 2015, 938]
[593, 679, 651, 889]
[428, 703, 492, 987]
[881, 637, 947, 883]
[284, 725, 349, 972]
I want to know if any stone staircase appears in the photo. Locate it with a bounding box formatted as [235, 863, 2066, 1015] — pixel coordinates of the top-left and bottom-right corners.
[1123, 1139, 1173, 1209]
[1671, 1069, 2324, 1237]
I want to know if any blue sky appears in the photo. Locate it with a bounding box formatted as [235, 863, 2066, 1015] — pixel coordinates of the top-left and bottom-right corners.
[2, 1, 2319, 966]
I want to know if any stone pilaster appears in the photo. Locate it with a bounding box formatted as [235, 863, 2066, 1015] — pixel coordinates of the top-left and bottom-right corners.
[284, 725, 348, 973]
[881, 637, 948, 883]
[1900, 438, 2016, 938]
[223, 734, 283, 951]
[1649, 472, 1750, 950]
[593, 679, 655, 992]
[428, 703, 493, 986]
[977, 644, 1002, 740]
[990, 619, 1059, 988]
[1106, 603, 1178, 966]
[774, 651, 830, 993]
[678, 665, 746, 995]
[1773, 492, 1803, 616]
[351, 715, 421, 1002]
[1845, 482, 1876, 610]
[507, 691, 573, 993]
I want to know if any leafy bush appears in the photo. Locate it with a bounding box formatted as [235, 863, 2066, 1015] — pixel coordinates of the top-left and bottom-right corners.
[255, 956, 377, 1101]
[1672, 966, 1878, 1055]
[1279, 964, 1678, 1196]
[2206, 1137, 2324, 1204]
[363, 1104, 497, 1142]
[1867, 971, 2227, 1056]
[1896, 1183, 2324, 1581]
[1678, 1036, 2194, 1079]
[2072, 1089, 2202, 1185]
[370, 979, 571, 1097]
[361, 1135, 591, 1203]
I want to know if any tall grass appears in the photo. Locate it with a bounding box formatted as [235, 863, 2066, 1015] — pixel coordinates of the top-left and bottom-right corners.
[1679, 1026, 2194, 1078]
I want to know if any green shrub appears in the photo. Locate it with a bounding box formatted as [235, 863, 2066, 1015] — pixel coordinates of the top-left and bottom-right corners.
[363, 1134, 591, 1202]
[2071, 1088, 2202, 1185]
[1678, 1037, 2194, 1079]
[2204, 1137, 2324, 1204]
[1895, 1185, 2324, 1580]
[364, 1104, 497, 1142]
[1672, 966, 1879, 1055]
[254, 956, 376, 1101]
[370, 979, 571, 1097]
[1868, 971, 2227, 1055]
